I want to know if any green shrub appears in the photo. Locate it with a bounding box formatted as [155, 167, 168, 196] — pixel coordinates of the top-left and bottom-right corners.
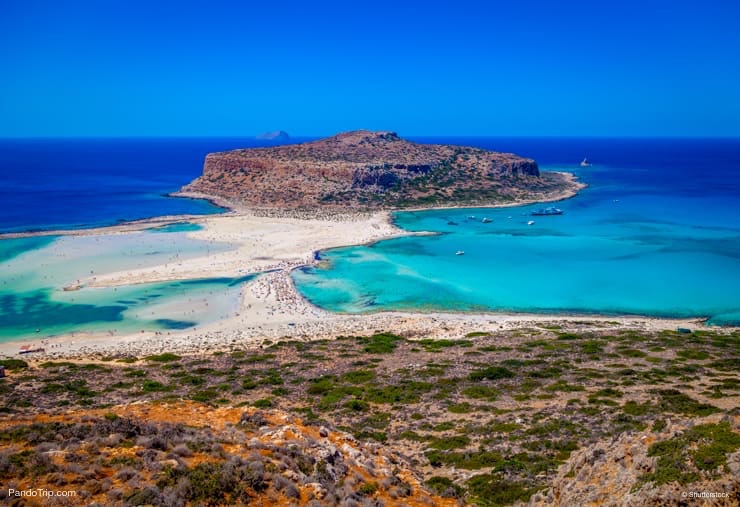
[545, 380, 584, 392]
[192, 388, 223, 403]
[466, 474, 537, 506]
[39, 361, 77, 369]
[307, 376, 336, 395]
[676, 350, 710, 360]
[425, 476, 463, 497]
[429, 421, 453, 431]
[622, 400, 652, 416]
[343, 399, 369, 412]
[469, 366, 514, 381]
[141, 380, 171, 393]
[0, 359, 28, 370]
[365, 382, 433, 404]
[462, 385, 499, 400]
[358, 481, 378, 496]
[593, 388, 623, 398]
[358, 332, 405, 354]
[619, 348, 646, 358]
[418, 339, 473, 351]
[447, 402, 475, 413]
[428, 435, 470, 450]
[340, 369, 375, 384]
[580, 340, 604, 354]
[399, 430, 428, 442]
[259, 370, 283, 385]
[426, 449, 503, 469]
[487, 421, 522, 433]
[639, 421, 740, 486]
[655, 389, 719, 416]
[557, 333, 582, 340]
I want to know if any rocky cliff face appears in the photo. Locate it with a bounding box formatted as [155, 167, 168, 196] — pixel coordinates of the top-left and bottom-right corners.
[181, 130, 566, 209]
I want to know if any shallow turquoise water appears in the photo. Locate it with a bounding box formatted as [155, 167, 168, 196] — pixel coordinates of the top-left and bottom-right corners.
[148, 222, 204, 233]
[0, 236, 57, 263]
[0, 230, 250, 341]
[292, 152, 740, 325]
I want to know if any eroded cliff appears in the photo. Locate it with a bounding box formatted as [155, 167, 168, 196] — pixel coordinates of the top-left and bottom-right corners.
[181, 130, 575, 209]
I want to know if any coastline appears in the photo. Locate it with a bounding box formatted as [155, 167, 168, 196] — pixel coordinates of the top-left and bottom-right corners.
[393, 171, 586, 213]
[0, 191, 237, 240]
[0, 171, 583, 239]
[3, 170, 734, 360]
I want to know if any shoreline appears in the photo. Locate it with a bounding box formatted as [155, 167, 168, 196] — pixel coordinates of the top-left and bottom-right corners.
[0, 298, 722, 359]
[0, 191, 238, 240]
[0, 170, 583, 239]
[3, 171, 734, 360]
[393, 171, 586, 213]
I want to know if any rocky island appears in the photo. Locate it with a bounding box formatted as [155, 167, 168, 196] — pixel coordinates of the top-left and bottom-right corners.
[255, 130, 290, 141]
[180, 130, 581, 209]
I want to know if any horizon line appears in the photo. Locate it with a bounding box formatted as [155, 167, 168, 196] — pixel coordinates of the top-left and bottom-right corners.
[1, 134, 739, 140]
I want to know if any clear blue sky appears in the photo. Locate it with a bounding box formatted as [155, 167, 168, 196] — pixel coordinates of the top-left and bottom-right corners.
[1, 0, 739, 137]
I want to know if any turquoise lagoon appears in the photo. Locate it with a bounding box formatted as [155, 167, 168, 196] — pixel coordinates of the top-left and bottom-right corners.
[0, 227, 250, 341]
[292, 142, 740, 325]
[2, 138, 738, 339]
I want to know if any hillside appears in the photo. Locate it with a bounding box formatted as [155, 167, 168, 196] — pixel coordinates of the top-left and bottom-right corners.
[180, 131, 579, 209]
[1, 326, 737, 506]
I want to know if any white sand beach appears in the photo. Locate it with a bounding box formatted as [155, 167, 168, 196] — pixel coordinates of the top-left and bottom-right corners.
[0, 209, 718, 360]
[76, 211, 407, 288]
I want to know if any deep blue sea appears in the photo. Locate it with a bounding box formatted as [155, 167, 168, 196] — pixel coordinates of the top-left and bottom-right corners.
[0, 137, 292, 340]
[0, 137, 299, 233]
[292, 137, 740, 325]
[0, 137, 738, 340]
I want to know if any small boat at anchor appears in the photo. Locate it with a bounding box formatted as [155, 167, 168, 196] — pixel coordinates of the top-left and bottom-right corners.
[481, 217, 492, 223]
[580, 158, 591, 167]
[455, 250, 465, 256]
[531, 207, 563, 216]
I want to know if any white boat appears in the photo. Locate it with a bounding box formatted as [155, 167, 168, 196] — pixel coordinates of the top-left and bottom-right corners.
[580, 158, 591, 167]
[455, 250, 465, 256]
[481, 217, 492, 223]
[531, 207, 563, 216]
[527, 220, 535, 226]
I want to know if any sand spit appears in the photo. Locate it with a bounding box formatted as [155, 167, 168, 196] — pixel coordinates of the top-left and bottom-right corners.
[0, 205, 729, 360]
[74, 210, 408, 289]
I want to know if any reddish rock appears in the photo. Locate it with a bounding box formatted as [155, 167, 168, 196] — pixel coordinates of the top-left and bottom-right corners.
[180, 130, 570, 209]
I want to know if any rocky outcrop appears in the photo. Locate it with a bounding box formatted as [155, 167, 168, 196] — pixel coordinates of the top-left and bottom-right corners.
[529, 416, 740, 507]
[0, 402, 458, 506]
[181, 130, 570, 209]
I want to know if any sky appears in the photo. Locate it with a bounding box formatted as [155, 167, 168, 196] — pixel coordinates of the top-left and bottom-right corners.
[1, 0, 739, 137]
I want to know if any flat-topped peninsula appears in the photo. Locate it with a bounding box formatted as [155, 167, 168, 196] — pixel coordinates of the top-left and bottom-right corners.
[180, 130, 581, 209]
